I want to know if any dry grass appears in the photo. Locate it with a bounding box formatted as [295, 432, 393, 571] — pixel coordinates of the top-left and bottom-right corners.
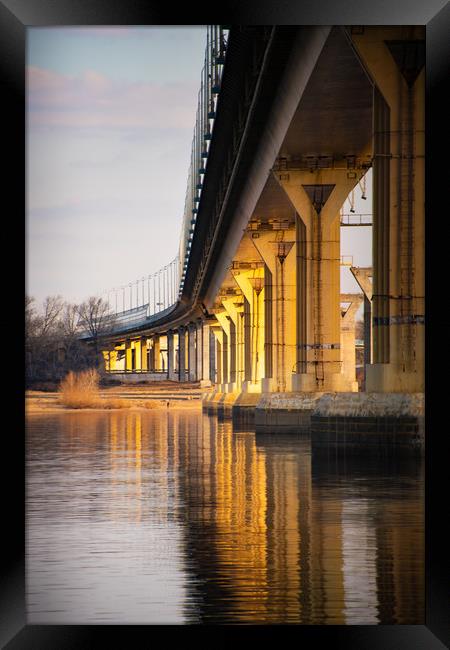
[59, 369, 101, 409]
[142, 400, 162, 409]
[57, 373, 186, 410]
[102, 398, 131, 409]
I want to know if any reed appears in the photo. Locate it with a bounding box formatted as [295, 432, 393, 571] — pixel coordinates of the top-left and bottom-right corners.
[59, 369, 101, 409]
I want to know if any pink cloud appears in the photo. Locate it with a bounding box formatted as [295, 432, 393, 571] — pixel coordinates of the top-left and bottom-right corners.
[27, 65, 198, 129]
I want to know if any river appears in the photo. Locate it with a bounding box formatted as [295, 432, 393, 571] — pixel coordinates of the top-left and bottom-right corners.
[26, 409, 424, 625]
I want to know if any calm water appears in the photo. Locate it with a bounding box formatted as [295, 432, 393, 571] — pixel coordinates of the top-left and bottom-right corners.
[26, 410, 424, 625]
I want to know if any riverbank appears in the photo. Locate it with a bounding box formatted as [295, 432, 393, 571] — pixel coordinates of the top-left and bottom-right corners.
[26, 381, 203, 414]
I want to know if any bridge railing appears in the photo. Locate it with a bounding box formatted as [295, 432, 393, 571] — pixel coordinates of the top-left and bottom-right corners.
[101, 254, 179, 318]
[178, 25, 229, 296]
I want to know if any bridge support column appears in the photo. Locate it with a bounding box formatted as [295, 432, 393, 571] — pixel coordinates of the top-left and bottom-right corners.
[140, 338, 148, 371]
[102, 350, 110, 372]
[220, 296, 244, 392]
[277, 168, 362, 392]
[209, 327, 216, 385]
[215, 311, 232, 390]
[178, 327, 187, 382]
[125, 339, 133, 371]
[195, 320, 203, 382]
[188, 323, 197, 382]
[350, 267, 373, 390]
[167, 330, 178, 381]
[199, 320, 213, 387]
[211, 326, 223, 385]
[133, 339, 142, 371]
[350, 27, 425, 393]
[108, 349, 118, 371]
[232, 268, 265, 392]
[340, 294, 363, 389]
[249, 230, 297, 393]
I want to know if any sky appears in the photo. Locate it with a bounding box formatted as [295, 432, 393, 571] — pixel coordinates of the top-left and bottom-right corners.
[26, 26, 371, 308]
[26, 26, 207, 305]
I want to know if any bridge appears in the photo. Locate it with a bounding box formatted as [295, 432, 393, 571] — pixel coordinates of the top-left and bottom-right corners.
[86, 25, 425, 446]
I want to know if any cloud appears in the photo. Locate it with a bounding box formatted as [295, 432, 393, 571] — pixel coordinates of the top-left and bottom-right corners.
[27, 65, 198, 130]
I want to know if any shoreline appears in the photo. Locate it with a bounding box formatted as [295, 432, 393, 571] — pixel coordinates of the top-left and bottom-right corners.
[25, 385, 203, 414]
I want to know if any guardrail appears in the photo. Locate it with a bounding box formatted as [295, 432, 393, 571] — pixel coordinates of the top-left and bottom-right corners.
[178, 26, 229, 295]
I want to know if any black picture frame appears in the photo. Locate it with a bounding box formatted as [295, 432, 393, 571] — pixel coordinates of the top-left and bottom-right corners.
[4, 0, 449, 647]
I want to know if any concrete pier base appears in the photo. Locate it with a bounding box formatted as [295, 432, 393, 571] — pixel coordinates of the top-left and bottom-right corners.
[254, 392, 324, 433]
[231, 392, 261, 428]
[202, 389, 222, 414]
[204, 386, 425, 453]
[218, 392, 239, 419]
[103, 372, 168, 383]
[311, 392, 424, 454]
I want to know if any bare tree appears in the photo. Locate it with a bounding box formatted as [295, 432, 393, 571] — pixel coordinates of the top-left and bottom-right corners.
[39, 295, 64, 337]
[25, 295, 98, 386]
[77, 296, 116, 359]
[59, 302, 81, 338]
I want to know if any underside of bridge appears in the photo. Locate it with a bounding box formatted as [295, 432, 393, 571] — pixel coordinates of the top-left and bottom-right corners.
[98, 25, 425, 449]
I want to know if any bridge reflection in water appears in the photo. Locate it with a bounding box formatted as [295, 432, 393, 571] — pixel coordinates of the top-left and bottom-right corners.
[26, 411, 423, 624]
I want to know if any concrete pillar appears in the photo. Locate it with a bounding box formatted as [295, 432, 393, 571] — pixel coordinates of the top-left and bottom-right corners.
[114, 343, 125, 371]
[243, 297, 251, 383]
[153, 336, 161, 371]
[133, 339, 142, 371]
[340, 293, 363, 390]
[350, 27, 425, 392]
[350, 267, 373, 386]
[249, 230, 297, 393]
[109, 349, 118, 371]
[167, 330, 178, 381]
[277, 167, 364, 392]
[221, 296, 244, 391]
[215, 310, 232, 389]
[209, 327, 216, 385]
[232, 268, 265, 392]
[211, 326, 223, 385]
[196, 320, 203, 381]
[200, 320, 213, 387]
[125, 339, 133, 371]
[188, 323, 197, 382]
[102, 350, 110, 371]
[178, 326, 186, 382]
[140, 338, 148, 371]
